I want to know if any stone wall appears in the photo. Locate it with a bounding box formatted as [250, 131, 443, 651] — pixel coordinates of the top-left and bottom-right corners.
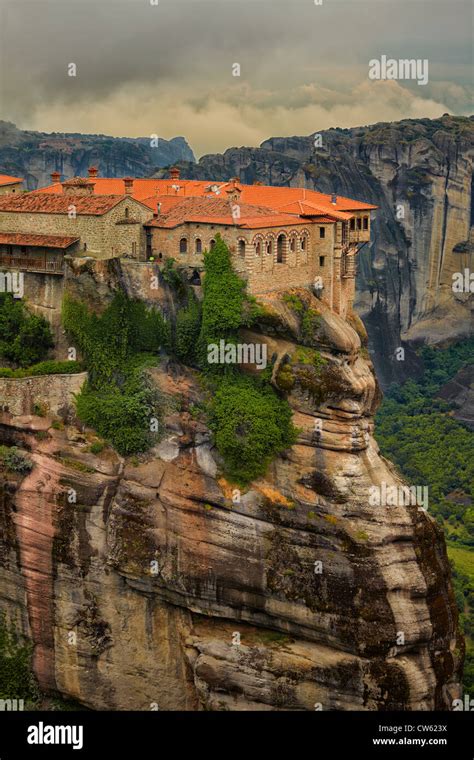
[0, 372, 87, 417]
[0, 198, 150, 260]
[149, 220, 348, 309]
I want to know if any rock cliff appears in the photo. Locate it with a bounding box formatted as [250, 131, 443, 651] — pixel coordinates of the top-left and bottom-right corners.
[0, 121, 195, 191]
[0, 263, 463, 710]
[157, 115, 474, 386]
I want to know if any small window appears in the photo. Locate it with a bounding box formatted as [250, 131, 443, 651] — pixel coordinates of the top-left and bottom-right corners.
[238, 240, 246, 257]
[319, 227, 325, 239]
[196, 238, 202, 254]
[266, 241, 272, 255]
[290, 237, 296, 252]
[125, 207, 129, 219]
[350, 218, 356, 231]
[357, 217, 362, 230]
[363, 216, 369, 230]
[210, 239, 216, 250]
[319, 256, 325, 267]
[277, 234, 285, 263]
[301, 236, 307, 250]
[256, 242, 261, 255]
[179, 238, 187, 254]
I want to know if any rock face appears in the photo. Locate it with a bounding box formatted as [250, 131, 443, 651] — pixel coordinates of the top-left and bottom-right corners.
[0, 121, 195, 190]
[160, 115, 474, 387]
[0, 275, 462, 710]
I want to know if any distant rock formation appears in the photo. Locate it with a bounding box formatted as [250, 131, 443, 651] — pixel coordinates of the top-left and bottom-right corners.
[0, 121, 195, 191]
[157, 115, 474, 387]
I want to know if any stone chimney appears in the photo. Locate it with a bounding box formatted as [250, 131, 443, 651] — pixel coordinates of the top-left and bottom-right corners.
[123, 177, 134, 195]
[153, 202, 162, 219]
[88, 166, 99, 179]
[51, 171, 61, 184]
[169, 166, 180, 180]
[226, 178, 242, 203]
[62, 177, 95, 195]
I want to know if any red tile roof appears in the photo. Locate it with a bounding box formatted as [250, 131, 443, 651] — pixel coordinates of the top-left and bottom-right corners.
[0, 174, 23, 186]
[145, 197, 312, 229]
[0, 193, 126, 215]
[35, 177, 377, 217]
[0, 232, 79, 249]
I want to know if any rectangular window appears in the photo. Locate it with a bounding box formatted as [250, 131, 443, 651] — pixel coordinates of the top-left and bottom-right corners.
[357, 217, 362, 230]
[319, 227, 325, 238]
[319, 256, 325, 267]
[363, 216, 369, 230]
[350, 218, 355, 231]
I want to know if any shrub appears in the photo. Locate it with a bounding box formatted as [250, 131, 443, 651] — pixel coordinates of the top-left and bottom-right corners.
[208, 374, 297, 484]
[0, 446, 33, 473]
[282, 293, 304, 313]
[0, 361, 83, 378]
[0, 294, 53, 367]
[175, 297, 201, 366]
[63, 293, 165, 456]
[198, 235, 247, 365]
[0, 613, 39, 703]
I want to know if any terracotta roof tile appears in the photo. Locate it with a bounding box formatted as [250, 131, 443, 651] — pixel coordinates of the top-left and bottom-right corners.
[144, 197, 309, 229]
[34, 176, 377, 219]
[0, 193, 125, 215]
[0, 232, 79, 249]
[0, 174, 23, 186]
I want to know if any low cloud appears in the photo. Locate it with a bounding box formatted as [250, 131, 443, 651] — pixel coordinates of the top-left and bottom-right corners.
[1, 0, 471, 155]
[28, 79, 452, 157]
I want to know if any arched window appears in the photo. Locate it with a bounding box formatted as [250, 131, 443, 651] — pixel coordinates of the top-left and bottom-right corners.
[277, 234, 285, 263]
[125, 207, 129, 219]
[179, 238, 187, 254]
[290, 236, 296, 252]
[301, 235, 306, 251]
[210, 239, 216, 250]
[195, 238, 202, 254]
[238, 240, 246, 257]
[266, 240, 272, 255]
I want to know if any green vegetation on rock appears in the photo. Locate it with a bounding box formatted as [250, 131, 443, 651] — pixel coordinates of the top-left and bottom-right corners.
[375, 337, 474, 693]
[0, 613, 39, 704]
[62, 292, 166, 455]
[0, 294, 53, 367]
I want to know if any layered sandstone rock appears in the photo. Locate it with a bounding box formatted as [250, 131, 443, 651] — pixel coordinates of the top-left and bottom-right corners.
[0, 286, 462, 710]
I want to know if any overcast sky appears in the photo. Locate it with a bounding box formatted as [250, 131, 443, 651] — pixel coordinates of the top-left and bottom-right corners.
[0, 0, 472, 156]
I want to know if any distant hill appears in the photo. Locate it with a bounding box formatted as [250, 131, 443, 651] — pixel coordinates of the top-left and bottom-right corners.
[0, 121, 195, 190]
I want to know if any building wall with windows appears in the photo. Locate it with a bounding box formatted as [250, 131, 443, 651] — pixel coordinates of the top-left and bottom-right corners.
[0, 198, 149, 260]
[147, 220, 338, 300]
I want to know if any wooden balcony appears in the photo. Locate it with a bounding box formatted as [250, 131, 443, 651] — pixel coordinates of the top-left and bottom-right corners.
[348, 228, 370, 244]
[0, 256, 64, 275]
